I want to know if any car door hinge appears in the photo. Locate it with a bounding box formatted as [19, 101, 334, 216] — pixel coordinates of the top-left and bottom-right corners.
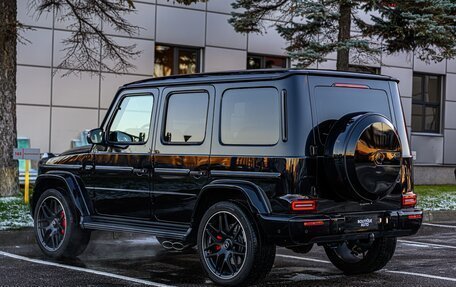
[309, 145, 318, 156]
[311, 186, 317, 196]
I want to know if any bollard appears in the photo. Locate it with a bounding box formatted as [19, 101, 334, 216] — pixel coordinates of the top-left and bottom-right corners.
[24, 159, 30, 204]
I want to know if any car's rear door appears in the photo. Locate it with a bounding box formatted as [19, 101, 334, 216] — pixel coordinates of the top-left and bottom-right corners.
[152, 85, 214, 224]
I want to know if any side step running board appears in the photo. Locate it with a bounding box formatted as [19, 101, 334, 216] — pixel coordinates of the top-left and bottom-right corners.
[81, 218, 190, 241]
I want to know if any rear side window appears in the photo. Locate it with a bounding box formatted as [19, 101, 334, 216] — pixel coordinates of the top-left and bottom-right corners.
[314, 86, 392, 146]
[163, 92, 209, 144]
[315, 87, 391, 124]
[221, 88, 280, 145]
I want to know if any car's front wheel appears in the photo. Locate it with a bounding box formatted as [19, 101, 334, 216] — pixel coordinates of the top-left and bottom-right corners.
[324, 237, 397, 274]
[34, 189, 91, 259]
[197, 201, 275, 286]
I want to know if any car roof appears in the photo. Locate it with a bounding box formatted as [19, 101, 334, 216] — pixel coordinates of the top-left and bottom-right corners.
[122, 69, 399, 89]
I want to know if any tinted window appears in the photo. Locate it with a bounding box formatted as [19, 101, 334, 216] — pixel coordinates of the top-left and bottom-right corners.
[411, 74, 442, 133]
[164, 92, 209, 144]
[315, 87, 391, 123]
[221, 88, 280, 145]
[314, 86, 392, 146]
[109, 95, 154, 144]
[247, 54, 287, 69]
[154, 44, 200, 77]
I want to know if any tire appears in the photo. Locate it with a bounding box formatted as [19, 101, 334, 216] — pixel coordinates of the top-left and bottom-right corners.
[197, 201, 275, 286]
[324, 237, 397, 275]
[33, 189, 91, 259]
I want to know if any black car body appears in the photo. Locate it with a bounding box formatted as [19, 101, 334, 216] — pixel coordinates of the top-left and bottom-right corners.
[31, 69, 422, 286]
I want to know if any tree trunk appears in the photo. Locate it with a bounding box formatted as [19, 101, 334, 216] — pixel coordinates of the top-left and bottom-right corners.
[337, 2, 351, 71]
[0, 0, 19, 196]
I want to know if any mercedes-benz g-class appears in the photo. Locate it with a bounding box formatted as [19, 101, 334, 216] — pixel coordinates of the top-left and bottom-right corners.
[32, 69, 422, 286]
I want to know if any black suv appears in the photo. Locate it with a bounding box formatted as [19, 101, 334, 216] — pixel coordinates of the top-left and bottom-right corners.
[31, 69, 422, 286]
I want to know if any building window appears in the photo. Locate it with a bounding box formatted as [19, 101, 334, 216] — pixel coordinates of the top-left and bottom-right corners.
[221, 87, 280, 145]
[412, 74, 443, 133]
[154, 44, 200, 77]
[163, 92, 209, 144]
[247, 54, 288, 69]
[348, 65, 380, 75]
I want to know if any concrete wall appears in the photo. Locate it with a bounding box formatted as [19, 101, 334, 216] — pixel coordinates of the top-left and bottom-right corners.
[414, 166, 456, 185]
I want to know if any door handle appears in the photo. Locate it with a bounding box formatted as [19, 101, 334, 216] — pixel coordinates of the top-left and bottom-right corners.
[189, 170, 206, 179]
[133, 168, 149, 176]
[82, 162, 95, 173]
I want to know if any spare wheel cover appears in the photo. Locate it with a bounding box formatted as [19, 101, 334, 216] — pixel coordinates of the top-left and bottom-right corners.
[325, 113, 402, 201]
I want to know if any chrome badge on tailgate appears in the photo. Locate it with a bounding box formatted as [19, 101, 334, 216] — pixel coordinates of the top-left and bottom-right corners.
[346, 215, 378, 232]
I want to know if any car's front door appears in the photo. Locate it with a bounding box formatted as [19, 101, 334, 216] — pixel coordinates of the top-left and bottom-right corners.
[152, 86, 214, 224]
[87, 89, 158, 219]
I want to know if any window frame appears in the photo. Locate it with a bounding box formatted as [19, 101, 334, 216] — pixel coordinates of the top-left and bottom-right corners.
[105, 93, 155, 146]
[154, 43, 201, 77]
[246, 53, 288, 70]
[219, 86, 281, 147]
[411, 73, 444, 134]
[160, 90, 210, 146]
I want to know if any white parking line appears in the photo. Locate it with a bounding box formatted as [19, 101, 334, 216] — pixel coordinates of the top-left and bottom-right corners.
[276, 254, 331, 264]
[398, 239, 456, 250]
[0, 251, 174, 287]
[276, 253, 456, 283]
[423, 223, 456, 229]
[385, 270, 456, 282]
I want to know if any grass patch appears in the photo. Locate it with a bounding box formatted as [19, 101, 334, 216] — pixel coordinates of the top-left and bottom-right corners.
[0, 197, 33, 230]
[415, 185, 456, 211]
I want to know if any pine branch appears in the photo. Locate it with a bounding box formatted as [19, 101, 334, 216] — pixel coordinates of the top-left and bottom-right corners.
[31, 0, 141, 75]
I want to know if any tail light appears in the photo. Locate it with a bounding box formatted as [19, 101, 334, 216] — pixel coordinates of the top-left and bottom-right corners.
[291, 200, 317, 211]
[402, 192, 417, 207]
[303, 220, 325, 226]
[408, 214, 422, 220]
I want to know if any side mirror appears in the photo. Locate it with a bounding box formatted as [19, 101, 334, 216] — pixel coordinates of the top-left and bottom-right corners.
[87, 128, 104, 145]
[109, 131, 134, 143]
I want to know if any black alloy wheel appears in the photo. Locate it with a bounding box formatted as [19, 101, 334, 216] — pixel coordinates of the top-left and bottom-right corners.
[34, 189, 91, 259]
[36, 196, 67, 252]
[202, 210, 247, 279]
[197, 201, 276, 286]
[324, 237, 397, 274]
[332, 240, 369, 263]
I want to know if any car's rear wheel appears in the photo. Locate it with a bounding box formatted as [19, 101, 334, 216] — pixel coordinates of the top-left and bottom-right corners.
[34, 189, 91, 259]
[197, 201, 275, 286]
[324, 237, 397, 274]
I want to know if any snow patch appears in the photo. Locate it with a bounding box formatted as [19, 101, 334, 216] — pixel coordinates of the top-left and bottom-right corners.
[418, 194, 456, 211]
[0, 197, 34, 231]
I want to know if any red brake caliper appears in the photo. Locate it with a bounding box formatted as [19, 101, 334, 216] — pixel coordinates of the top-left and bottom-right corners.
[60, 211, 66, 235]
[215, 235, 223, 251]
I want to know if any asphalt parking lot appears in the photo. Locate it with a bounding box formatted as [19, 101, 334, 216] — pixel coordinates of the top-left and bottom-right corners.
[0, 220, 455, 287]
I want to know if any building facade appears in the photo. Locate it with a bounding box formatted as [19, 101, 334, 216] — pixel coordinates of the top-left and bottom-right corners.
[16, 0, 456, 183]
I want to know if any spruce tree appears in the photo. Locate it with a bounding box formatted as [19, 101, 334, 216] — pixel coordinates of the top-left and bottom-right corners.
[179, 0, 456, 71]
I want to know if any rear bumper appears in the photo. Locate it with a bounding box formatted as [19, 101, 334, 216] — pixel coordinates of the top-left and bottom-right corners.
[258, 209, 422, 246]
